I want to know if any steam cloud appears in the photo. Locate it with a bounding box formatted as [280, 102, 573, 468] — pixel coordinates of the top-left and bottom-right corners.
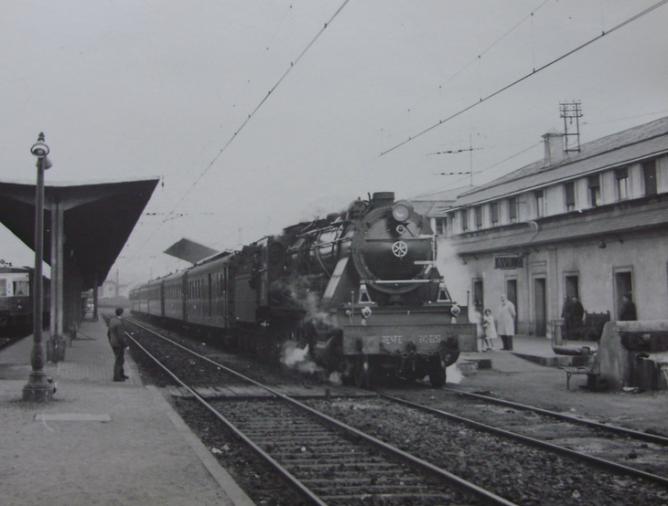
[280, 340, 323, 374]
[435, 236, 469, 306]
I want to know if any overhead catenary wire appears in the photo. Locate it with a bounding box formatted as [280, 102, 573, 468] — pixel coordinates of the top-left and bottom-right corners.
[379, 0, 668, 158]
[121, 0, 350, 268]
[168, 0, 351, 217]
[377, 0, 553, 133]
[433, 141, 543, 191]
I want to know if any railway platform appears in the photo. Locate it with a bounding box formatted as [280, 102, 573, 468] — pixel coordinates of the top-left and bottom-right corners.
[0, 319, 255, 506]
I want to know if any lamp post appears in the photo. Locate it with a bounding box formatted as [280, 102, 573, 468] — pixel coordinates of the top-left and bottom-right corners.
[22, 133, 53, 402]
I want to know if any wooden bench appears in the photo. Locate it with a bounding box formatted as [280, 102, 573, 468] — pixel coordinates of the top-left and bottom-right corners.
[560, 350, 600, 390]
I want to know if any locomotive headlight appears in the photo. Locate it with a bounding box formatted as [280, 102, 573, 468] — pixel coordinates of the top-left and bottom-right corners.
[391, 200, 414, 223]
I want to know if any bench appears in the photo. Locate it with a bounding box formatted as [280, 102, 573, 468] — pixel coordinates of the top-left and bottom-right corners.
[560, 349, 600, 390]
[570, 311, 610, 341]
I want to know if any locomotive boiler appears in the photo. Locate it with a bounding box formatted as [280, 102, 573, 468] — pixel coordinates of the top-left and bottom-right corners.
[130, 191, 476, 388]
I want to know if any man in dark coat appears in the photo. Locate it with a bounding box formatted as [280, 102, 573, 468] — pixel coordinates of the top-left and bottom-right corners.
[561, 296, 573, 340]
[569, 296, 585, 338]
[108, 307, 129, 381]
[619, 294, 637, 321]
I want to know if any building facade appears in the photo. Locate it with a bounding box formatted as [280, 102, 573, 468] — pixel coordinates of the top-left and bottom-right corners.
[441, 117, 668, 336]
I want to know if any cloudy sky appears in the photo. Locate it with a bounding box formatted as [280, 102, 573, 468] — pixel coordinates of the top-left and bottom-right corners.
[1, 1, 666, 288]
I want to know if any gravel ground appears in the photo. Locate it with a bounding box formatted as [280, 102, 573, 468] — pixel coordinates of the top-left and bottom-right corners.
[306, 397, 668, 506]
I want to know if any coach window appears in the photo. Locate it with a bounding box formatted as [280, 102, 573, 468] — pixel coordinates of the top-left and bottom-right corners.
[588, 175, 601, 207]
[490, 202, 499, 225]
[643, 160, 657, 196]
[616, 167, 629, 201]
[508, 197, 518, 223]
[461, 209, 469, 232]
[564, 181, 575, 211]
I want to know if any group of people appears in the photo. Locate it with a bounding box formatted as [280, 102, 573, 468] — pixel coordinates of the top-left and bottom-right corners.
[478, 292, 638, 351]
[477, 294, 517, 352]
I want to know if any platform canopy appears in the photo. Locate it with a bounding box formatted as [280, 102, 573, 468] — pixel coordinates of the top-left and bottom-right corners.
[0, 178, 159, 290]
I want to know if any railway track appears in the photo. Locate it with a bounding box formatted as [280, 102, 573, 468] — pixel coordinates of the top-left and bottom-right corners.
[435, 388, 668, 475]
[378, 392, 668, 485]
[123, 317, 517, 505]
[123, 317, 668, 505]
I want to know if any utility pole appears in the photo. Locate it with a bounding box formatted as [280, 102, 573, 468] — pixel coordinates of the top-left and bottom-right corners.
[560, 101, 583, 153]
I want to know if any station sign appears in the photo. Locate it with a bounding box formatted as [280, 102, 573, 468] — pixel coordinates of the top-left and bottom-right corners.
[494, 255, 523, 269]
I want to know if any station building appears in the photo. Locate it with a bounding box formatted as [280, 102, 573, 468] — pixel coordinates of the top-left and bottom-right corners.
[438, 116, 668, 336]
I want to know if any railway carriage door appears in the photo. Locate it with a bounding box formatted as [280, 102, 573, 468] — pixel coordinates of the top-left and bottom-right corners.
[161, 281, 165, 317]
[208, 273, 213, 318]
[224, 266, 231, 328]
[182, 273, 188, 322]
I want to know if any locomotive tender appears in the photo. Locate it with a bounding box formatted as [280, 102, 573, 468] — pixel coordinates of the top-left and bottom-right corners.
[130, 192, 476, 387]
[0, 266, 50, 335]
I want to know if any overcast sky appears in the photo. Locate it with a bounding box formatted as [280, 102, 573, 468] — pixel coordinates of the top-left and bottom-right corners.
[1, 1, 667, 288]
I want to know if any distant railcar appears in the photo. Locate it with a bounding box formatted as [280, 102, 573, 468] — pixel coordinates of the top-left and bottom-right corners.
[0, 266, 50, 335]
[130, 192, 476, 387]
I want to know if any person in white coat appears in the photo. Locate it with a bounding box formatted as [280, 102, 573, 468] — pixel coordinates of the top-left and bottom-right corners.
[497, 294, 516, 351]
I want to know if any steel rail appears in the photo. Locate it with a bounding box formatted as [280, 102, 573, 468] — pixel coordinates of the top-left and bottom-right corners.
[443, 387, 668, 445]
[381, 392, 668, 488]
[123, 328, 328, 506]
[126, 318, 519, 506]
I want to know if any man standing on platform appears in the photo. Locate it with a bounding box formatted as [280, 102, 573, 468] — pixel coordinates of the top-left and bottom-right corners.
[108, 307, 129, 382]
[569, 296, 585, 338]
[619, 294, 637, 321]
[497, 294, 516, 351]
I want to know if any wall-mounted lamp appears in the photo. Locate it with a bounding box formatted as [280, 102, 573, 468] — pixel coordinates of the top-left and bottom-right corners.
[598, 238, 606, 249]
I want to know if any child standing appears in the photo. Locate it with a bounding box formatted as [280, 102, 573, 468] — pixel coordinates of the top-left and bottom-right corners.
[482, 308, 498, 351]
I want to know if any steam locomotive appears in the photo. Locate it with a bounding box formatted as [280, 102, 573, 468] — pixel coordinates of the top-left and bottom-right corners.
[130, 192, 476, 387]
[0, 266, 50, 336]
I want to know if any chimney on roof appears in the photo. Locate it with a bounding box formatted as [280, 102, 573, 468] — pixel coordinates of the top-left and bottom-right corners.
[542, 130, 566, 167]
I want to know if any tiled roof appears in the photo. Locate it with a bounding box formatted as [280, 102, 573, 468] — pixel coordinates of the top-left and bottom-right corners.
[453, 116, 668, 208]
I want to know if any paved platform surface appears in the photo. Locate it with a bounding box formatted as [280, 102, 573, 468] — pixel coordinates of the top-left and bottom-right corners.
[454, 335, 668, 436]
[0, 319, 255, 506]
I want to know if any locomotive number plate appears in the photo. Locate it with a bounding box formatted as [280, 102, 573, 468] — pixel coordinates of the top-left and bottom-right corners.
[381, 335, 403, 345]
[418, 334, 442, 343]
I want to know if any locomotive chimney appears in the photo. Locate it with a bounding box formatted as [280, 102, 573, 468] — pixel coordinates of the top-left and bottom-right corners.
[371, 192, 395, 208]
